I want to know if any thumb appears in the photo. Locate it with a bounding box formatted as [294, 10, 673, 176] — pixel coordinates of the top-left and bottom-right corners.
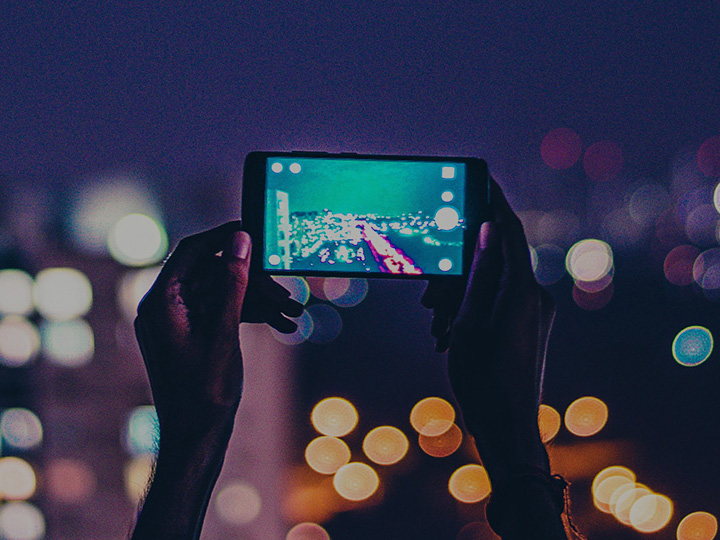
[223, 230, 252, 327]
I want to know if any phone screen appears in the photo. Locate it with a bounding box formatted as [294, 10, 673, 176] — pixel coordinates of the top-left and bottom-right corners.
[262, 156, 468, 276]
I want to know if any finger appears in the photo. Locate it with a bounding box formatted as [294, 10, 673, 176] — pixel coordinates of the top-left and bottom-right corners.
[421, 279, 441, 308]
[459, 221, 503, 316]
[489, 179, 534, 279]
[222, 230, 252, 328]
[265, 310, 299, 334]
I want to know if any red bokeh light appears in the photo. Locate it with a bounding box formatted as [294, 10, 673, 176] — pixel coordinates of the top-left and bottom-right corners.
[541, 128, 583, 170]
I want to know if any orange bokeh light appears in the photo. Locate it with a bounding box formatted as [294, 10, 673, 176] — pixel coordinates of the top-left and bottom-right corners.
[362, 426, 409, 466]
[538, 404, 562, 443]
[448, 464, 491, 504]
[305, 437, 351, 475]
[311, 397, 358, 437]
[419, 423, 463, 458]
[410, 397, 455, 437]
[565, 396, 608, 437]
[333, 463, 379, 501]
[677, 511, 718, 540]
[630, 493, 673, 533]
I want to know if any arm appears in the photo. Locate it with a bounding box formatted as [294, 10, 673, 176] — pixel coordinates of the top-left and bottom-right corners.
[130, 222, 301, 540]
[422, 179, 571, 540]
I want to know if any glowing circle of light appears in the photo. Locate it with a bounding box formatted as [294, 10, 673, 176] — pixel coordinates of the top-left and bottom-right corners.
[124, 406, 159, 455]
[677, 511, 718, 540]
[566, 239, 614, 282]
[448, 464, 491, 503]
[614, 485, 652, 525]
[290, 163, 302, 174]
[33, 268, 92, 321]
[0, 270, 34, 316]
[0, 502, 45, 540]
[0, 457, 36, 500]
[215, 481, 262, 525]
[305, 436, 351, 474]
[270, 310, 313, 346]
[672, 326, 713, 367]
[685, 205, 719, 247]
[438, 258, 453, 272]
[608, 481, 639, 515]
[593, 475, 634, 514]
[434, 207, 460, 231]
[629, 184, 670, 226]
[698, 136, 720, 178]
[442, 191, 454, 202]
[362, 426, 409, 466]
[410, 397, 455, 437]
[664, 245, 700, 287]
[41, 319, 95, 367]
[533, 244, 566, 286]
[117, 267, 161, 320]
[271, 162, 284, 173]
[306, 304, 343, 344]
[630, 493, 673, 533]
[311, 397, 358, 437]
[592, 466, 636, 494]
[418, 423, 463, 458]
[0, 409, 43, 451]
[272, 276, 310, 305]
[583, 140, 623, 181]
[693, 249, 720, 292]
[333, 462, 379, 501]
[322, 278, 350, 301]
[565, 396, 608, 437]
[108, 213, 169, 267]
[538, 404, 562, 443]
[124, 455, 154, 503]
[0, 317, 40, 367]
[541, 128, 583, 170]
[286, 522, 331, 540]
[46, 459, 97, 504]
[330, 278, 369, 308]
[573, 282, 614, 311]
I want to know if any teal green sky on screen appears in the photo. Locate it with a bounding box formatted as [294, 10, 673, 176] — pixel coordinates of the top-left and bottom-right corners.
[266, 157, 466, 216]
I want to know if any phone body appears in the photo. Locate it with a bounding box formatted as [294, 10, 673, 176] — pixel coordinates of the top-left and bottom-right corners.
[242, 151, 489, 279]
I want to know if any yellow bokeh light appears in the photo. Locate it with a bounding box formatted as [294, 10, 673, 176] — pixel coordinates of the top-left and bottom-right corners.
[108, 213, 169, 267]
[448, 464, 491, 504]
[124, 455, 154, 504]
[33, 268, 93, 321]
[593, 475, 634, 514]
[333, 462, 379, 501]
[117, 267, 161, 320]
[0, 316, 40, 368]
[311, 397, 358, 437]
[418, 423, 463, 458]
[592, 466, 635, 493]
[0, 270, 34, 316]
[410, 397, 455, 437]
[538, 404, 562, 443]
[362, 426, 409, 466]
[305, 436, 351, 475]
[614, 485, 652, 524]
[215, 481, 262, 525]
[630, 493, 673, 533]
[677, 511, 718, 540]
[0, 457, 37, 500]
[286, 522, 331, 540]
[566, 239, 614, 282]
[564, 396, 608, 437]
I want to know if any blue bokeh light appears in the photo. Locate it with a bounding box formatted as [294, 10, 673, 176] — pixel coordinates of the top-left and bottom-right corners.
[672, 326, 713, 367]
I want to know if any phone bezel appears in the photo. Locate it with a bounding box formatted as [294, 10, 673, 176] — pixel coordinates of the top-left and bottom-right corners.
[242, 151, 489, 279]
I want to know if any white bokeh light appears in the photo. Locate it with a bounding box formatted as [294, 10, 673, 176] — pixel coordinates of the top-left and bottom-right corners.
[33, 268, 92, 321]
[0, 317, 40, 367]
[117, 267, 161, 320]
[215, 481, 262, 525]
[108, 213, 169, 267]
[0, 502, 45, 540]
[566, 239, 614, 282]
[0, 409, 43, 451]
[41, 319, 95, 367]
[434, 207, 460, 231]
[0, 270, 34, 316]
[0, 457, 36, 500]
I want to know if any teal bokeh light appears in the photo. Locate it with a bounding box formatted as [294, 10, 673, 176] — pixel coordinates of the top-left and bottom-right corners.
[672, 326, 713, 367]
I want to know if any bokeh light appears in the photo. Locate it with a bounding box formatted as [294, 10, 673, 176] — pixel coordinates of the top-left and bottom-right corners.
[117, 267, 161, 320]
[564, 396, 608, 437]
[273, 276, 310, 305]
[305, 436, 351, 474]
[629, 184, 670, 226]
[0, 457, 37, 500]
[693, 249, 720, 294]
[714, 182, 720, 214]
[664, 245, 700, 286]
[698, 136, 720, 177]
[0, 408, 43, 451]
[613, 485, 652, 525]
[0, 316, 40, 367]
[124, 406, 159, 455]
[583, 140, 624, 181]
[322, 278, 350, 301]
[541, 128, 583, 170]
[0, 502, 45, 540]
[329, 278, 369, 308]
[572, 282, 614, 311]
[286, 522, 331, 540]
[672, 326, 713, 366]
[108, 213, 169, 266]
[46, 459, 97, 504]
[566, 239, 614, 283]
[592, 466, 636, 494]
[362, 426, 409, 465]
[630, 493, 673, 533]
[41, 319, 95, 367]
[532, 244, 566, 286]
[215, 481, 262, 525]
[311, 397, 358, 437]
[685, 205, 718, 247]
[677, 511, 718, 540]
[410, 397, 455, 437]
[0, 270, 34, 316]
[333, 462, 380, 501]
[306, 304, 343, 344]
[418, 423, 463, 458]
[270, 310, 314, 345]
[124, 455, 154, 503]
[33, 268, 92, 321]
[538, 404, 562, 443]
[594, 475, 634, 514]
[448, 464, 491, 503]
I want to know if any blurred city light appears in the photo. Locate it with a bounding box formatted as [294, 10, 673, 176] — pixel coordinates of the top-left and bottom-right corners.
[270, 310, 313, 345]
[107, 213, 169, 267]
[0, 408, 43, 451]
[418, 423, 463, 458]
[329, 278, 369, 308]
[629, 184, 670, 226]
[333, 462, 379, 501]
[306, 304, 343, 344]
[0, 457, 36, 500]
[286, 522, 331, 540]
[677, 511, 718, 540]
[693, 249, 720, 294]
[45, 459, 97, 504]
[613, 485, 652, 525]
[538, 404, 561, 443]
[410, 397, 455, 437]
[566, 239, 614, 283]
[564, 396, 609, 437]
[593, 475, 634, 513]
[583, 140, 623, 182]
[117, 267, 161, 320]
[273, 276, 310, 305]
[41, 319, 95, 367]
[362, 426, 409, 465]
[33, 268, 92, 321]
[672, 326, 713, 366]
[124, 406, 159, 455]
[697, 136, 720, 177]
[305, 436, 351, 475]
[573, 282, 614, 311]
[664, 245, 700, 286]
[629, 493, 673, 533]
[311, 397, 358, 437]
[540, 128, 583, 170]
[215, 481, 262, 525]
[592, 466, 636, 494]
[0, 502, 45, 540]
[448, 464, 491, 503]
[0, 270, 34, 316]
[322, 278, 350, 301]
[685, 205, 718, 247]
[0, 316, 40, 367]
[124, 455, 154, 503]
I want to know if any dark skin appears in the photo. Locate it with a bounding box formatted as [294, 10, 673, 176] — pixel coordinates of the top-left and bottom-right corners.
[130, 183, 570, 540]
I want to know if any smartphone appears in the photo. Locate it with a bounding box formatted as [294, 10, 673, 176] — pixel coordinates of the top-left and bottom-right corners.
[242, 151, 489, 278]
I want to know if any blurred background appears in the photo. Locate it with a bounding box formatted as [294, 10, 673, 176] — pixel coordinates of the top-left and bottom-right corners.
[1, 2, 719, 539]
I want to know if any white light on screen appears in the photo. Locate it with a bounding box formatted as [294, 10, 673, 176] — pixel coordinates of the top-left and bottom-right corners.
[434, 207, 460, 231]
[289, 163, 301, 174]
[108, 213, 169, 267]
[441, 191, 454, 202]
[438, 258, 453, 272]
[271, 162, 284, 173]
[441, 166, 456, 179]
[268, 254, 281, 266]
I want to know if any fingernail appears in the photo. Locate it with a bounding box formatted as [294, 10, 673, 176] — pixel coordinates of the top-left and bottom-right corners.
[479, 222, 496, 249]
[231, 231, 251, 260]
